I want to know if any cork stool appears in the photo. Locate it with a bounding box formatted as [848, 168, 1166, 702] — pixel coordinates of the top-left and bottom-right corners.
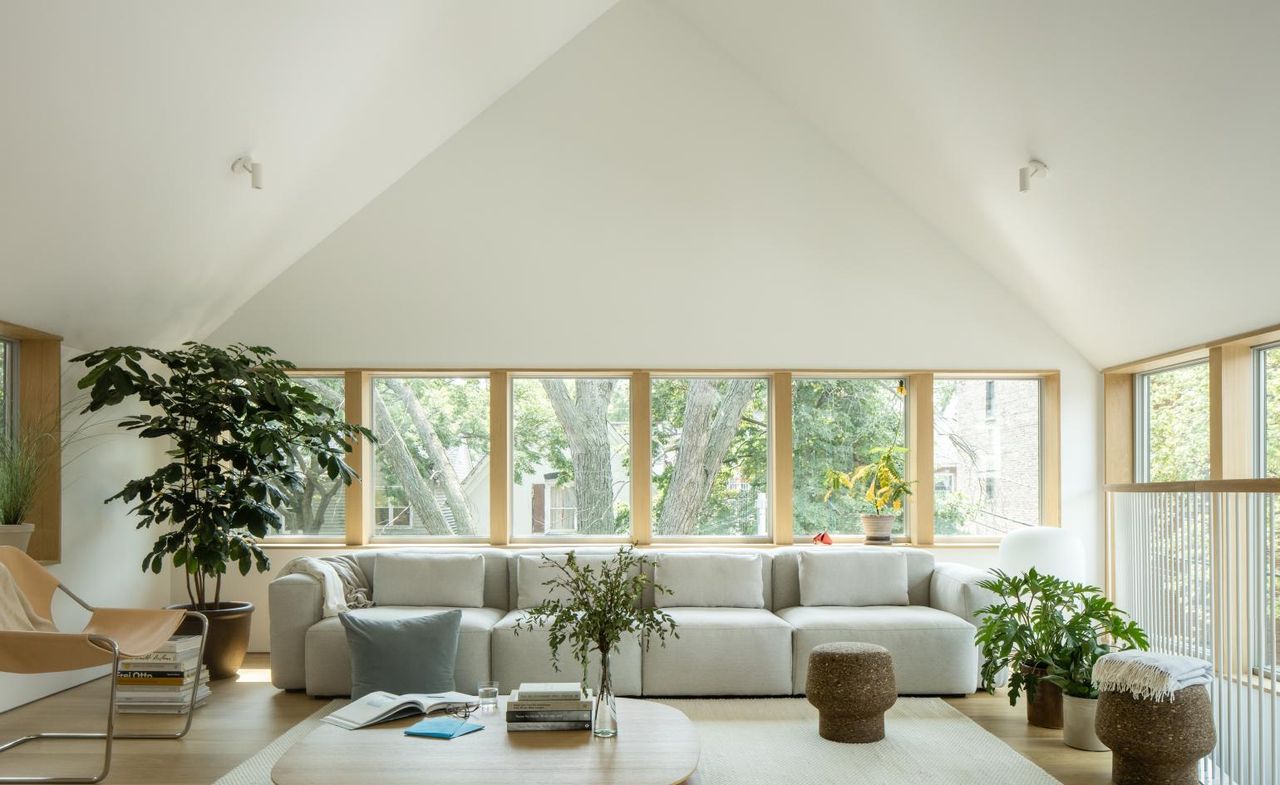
[1095, 684, 1216, 785]
[805, 642, 896, 743]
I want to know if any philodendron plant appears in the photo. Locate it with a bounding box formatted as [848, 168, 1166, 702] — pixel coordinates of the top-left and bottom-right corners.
[975, 568, 1148, 705]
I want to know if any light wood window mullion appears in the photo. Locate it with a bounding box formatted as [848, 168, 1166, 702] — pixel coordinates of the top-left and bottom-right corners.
[489, 371, 510, 546]
[631, 372, 652, 545]
[906, 373, 934, 545]
[771, 372, 793, 546]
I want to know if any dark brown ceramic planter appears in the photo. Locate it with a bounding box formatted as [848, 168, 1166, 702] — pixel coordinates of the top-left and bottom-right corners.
[1021, 663, 1064, 729]
[171, 601, 254, 680]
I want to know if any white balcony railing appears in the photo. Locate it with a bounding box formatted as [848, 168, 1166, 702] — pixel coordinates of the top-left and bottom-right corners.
[1106, 480, 1280, 785]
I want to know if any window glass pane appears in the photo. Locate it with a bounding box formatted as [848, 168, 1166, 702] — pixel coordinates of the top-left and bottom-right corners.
[277, 377, 347, 537]
[792, 378, 906, 536]
[651, 377, 769, 537]
[1141, 362, 1210, 482]
[934, 378, 1041, 535]
[0, 340, 7, 441]
[1263, 346, 1280, 478]
[512, 378, 630, 538]
[372, 377, 490, 538]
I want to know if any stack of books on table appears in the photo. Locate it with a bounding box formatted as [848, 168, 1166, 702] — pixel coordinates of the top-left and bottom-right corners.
[114, 634, 210, 714]
[506, 683, 593, 732]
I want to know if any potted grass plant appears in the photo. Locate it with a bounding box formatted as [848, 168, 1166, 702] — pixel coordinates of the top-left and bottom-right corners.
[0, 430, 45, 552]
[516, 546, 678, 738]
[73, 343, 371, 678]
[825, 446, 913, 545]
[0, 422, 60, 550]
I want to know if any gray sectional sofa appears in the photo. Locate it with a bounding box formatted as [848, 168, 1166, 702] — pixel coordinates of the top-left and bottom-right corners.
[269, 547, 996, 698]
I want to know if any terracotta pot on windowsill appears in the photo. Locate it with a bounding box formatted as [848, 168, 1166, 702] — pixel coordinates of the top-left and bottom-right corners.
[1021, 663, 1064, 729]
[861, 515, 895, 545]
[0, 523, 35, 553]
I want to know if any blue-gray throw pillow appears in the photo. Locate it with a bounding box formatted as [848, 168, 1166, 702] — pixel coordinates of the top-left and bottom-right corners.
[339, 609, 461, 699]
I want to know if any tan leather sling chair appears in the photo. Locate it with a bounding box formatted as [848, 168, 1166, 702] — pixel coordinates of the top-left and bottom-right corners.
[0, 546, 208, 785]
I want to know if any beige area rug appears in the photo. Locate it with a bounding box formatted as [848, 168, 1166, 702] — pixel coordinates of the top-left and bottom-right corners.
[212, 697, 1061, 785]
[211, 699, 345, 785]
[657, 698, 1061, 785]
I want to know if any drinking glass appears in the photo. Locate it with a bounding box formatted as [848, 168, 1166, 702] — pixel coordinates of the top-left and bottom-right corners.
[477, 680, 500, 712]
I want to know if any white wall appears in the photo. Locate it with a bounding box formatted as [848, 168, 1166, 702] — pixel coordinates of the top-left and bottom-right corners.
[203, 0, 1102, 649]
[0, 350, 170, 712]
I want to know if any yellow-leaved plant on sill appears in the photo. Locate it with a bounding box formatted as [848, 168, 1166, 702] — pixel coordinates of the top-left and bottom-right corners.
[824, 446, 914, 544]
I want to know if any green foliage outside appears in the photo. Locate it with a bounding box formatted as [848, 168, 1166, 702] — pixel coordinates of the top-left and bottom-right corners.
[0, 340, 6, 441]
[792, 378, 905, 535]
[1144, 362, 1210, 482]
[1265, 348, 1280, 478]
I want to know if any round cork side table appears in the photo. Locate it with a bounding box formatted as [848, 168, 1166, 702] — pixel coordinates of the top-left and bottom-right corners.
[1095, 684, 1215, 785]
[805, 641, 897, 743]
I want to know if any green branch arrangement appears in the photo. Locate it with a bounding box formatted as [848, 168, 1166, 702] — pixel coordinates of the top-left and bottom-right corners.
[515, 546, 679, 688]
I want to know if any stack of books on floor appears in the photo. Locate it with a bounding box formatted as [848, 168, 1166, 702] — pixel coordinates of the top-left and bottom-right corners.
[506, 683, 593, 732]
[115, 634, 210, 714]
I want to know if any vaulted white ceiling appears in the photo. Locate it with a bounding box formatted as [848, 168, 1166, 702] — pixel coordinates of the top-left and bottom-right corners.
[667, 0, 1280, 368]
[3, 0, 1276, 368]
[0, 0, 615, 348]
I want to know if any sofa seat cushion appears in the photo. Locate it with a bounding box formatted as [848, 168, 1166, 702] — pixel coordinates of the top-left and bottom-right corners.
[641, 608, 792, 697]
[303, 606, 503, 697]
[777, 605, 978, 696]
[490, 610, 642, 697]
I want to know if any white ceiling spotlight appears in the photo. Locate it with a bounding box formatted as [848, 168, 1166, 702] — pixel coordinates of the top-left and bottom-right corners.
[1019, 159, 1048, 194]
[231, 156, 263, 190]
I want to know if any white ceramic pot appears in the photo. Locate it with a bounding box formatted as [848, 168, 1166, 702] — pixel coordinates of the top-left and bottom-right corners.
[0, 523, 35, 552]
[1062, 694, 1108, 751]
[861, 514, 895, 545]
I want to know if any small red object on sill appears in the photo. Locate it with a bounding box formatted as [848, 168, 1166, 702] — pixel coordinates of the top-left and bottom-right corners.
[812, 531, 833, 545]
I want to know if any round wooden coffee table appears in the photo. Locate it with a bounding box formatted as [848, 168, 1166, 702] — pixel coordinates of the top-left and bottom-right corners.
[272, 697, 700, 785]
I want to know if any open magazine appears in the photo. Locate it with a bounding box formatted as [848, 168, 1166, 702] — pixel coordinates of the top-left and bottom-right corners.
[322, 691, 476, 730]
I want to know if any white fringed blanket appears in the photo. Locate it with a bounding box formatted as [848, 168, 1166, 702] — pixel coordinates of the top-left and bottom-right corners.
[1093, 650, 1211, 701]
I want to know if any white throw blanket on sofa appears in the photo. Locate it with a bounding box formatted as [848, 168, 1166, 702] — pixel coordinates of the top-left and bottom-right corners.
[1092, 649, 1212, 701]
[278, 555, 373, 618]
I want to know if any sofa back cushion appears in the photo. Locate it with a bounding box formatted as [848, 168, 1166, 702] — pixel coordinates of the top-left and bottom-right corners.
[772, 546, 933, 608]
[370, 552, 486, 608]
[354, 550, 509, 610]
[513, 550, 629, 609]
[653, 552, 765, 608]
[798, 549, 910, 606]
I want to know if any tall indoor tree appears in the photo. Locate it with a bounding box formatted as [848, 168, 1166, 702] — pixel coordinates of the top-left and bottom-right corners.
[73, 343, 371, 676]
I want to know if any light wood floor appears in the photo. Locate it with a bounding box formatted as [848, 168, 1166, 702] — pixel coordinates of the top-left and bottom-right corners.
[0, 654, 1112, 784]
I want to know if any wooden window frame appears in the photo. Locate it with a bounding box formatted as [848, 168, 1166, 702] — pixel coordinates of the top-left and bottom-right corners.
[0, 320, 62, 563]
[264, 366, 1060, 550]
[929, 372, 1059, 543]
[1103, 321, 1280, 491]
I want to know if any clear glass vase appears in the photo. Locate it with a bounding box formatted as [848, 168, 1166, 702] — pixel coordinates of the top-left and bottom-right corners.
[593, 650, 618, 738]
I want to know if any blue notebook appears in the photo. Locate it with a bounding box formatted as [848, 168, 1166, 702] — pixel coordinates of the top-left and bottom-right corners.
[404, 717, 484, 739]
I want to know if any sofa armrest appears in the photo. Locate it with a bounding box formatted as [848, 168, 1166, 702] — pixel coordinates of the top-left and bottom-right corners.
[930, 562, 997, 628]
[269, 573, 324, 690]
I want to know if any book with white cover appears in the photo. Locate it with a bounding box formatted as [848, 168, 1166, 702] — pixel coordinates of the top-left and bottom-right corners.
[515, 682, 584, 701]
[508, 689, 594, 711]
[322, 691, 475, 730]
